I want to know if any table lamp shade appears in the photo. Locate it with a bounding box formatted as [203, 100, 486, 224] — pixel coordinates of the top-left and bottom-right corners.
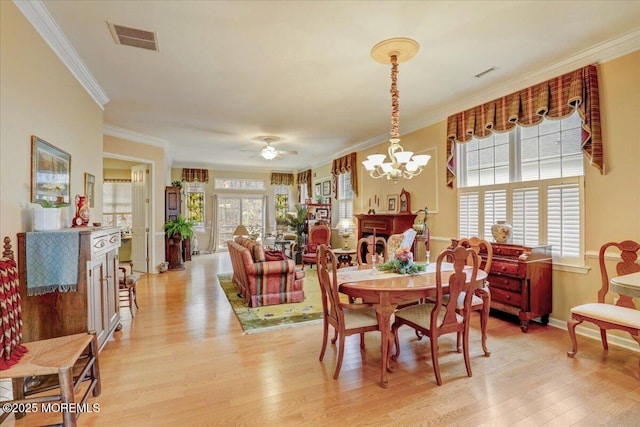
[233, 224, 249, 237]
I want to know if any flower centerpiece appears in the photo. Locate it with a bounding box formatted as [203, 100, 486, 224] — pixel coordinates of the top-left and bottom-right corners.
[377, 247, 426, 275]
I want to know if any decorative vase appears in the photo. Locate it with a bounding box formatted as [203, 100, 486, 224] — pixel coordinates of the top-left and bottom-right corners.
[491, 221, 513, 243]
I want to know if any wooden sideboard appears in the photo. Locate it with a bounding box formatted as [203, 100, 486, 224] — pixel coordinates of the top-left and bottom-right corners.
[18, 227, 121, 350]
[450, 239, 552, 332]
[355, 213, 417, 239]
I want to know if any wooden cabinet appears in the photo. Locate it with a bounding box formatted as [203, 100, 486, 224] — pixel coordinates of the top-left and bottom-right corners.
[18, 227, 121, 350]
[450, 239, 552, 332]
[165, 185, 181, 221]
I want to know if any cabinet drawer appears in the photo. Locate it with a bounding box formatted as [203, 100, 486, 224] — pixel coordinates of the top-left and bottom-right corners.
[490, 286, 523, 307]
[488, 274, 522, 292]
[490, 261, 525, 277]
[91, 231, 120, 257]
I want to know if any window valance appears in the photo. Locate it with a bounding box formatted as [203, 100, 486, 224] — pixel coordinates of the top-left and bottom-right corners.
[297, 169, 312, 196]
[446, 65, 602, 188]
[182, 168, 209, 183]
[331, 152, 358, 197]
[270, 172, 294, 186]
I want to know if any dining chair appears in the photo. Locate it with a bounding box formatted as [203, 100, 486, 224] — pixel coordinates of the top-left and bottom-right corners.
[0, 237, 101, 427]
[567, 240, 640, 376]
[301, 222, 331, 269]
[391, 246, 479, 386]
[455, 237, 493, 356]
[316, 244, 381, 379]
[118, 262, 139, 317]
[356, 236, 387, 266]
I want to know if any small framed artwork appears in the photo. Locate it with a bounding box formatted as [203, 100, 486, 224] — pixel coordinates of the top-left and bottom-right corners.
[31, 136, 71, 204]
[386, 194, 398, 213]
[315, 182, 321, 196]
[322, 180, 331, 196]
[316, 208, 328, 219]
[84, 173, 96, 207]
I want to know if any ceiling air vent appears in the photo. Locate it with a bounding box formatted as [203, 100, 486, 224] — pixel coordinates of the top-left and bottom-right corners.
[108, 22, 158, 51]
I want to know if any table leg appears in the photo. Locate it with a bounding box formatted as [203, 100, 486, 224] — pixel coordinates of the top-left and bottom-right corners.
[374, 303, 397, 388]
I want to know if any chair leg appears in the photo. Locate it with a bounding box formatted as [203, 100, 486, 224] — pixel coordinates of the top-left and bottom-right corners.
[58, 366, 77, 427]
[462, 325, 472, 378]
[633, 336, 640, 378]
[132, 285, 139, 308]
[319, 319, 329, 361]
[89, 332, 102, 397]
[430, 335, 442, 386]
[334, 333, 346, 379]
[331, 328, 338, 345]
[567, 316, 582, 357]
[479, 289, 491, 356]
[359, 332, 365, 349]
[600, 328, 609, 350]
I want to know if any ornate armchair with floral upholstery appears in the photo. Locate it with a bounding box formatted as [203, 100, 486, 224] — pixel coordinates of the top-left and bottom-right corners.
[302, 222, 331, 269]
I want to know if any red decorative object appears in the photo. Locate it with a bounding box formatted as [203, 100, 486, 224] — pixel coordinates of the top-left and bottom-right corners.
[72, 194, 90, 227]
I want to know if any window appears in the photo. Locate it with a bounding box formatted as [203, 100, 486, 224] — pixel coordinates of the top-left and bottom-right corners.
[274, 184, 291, 228]
[214, 178, 265, 190]
[457, 111, 584, 264]
[337, 172, 353, 228]
[299, 182, 309, 204]
[185, 181, 205, 232]
[102, 181, 132, 232]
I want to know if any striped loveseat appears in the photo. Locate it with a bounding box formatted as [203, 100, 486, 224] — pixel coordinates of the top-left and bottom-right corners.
[227, 237, 305, 307]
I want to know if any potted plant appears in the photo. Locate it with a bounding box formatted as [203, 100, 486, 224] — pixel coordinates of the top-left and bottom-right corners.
[285, 204, 308, 264]
[164, 215, 194, 270]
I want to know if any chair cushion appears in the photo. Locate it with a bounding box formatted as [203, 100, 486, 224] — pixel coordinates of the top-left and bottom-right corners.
[343, 307, 378, 329]
[441, 292, 484, 310]
[395, 303, 463, 328]
[571, 303, 640, 329]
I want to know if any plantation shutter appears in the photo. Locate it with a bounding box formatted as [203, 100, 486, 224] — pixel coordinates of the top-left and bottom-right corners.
[512, 187, 539, 246]
[459, 192, 479, 238]
[547, 182, 580, 259]
[483, 190, 507, 240]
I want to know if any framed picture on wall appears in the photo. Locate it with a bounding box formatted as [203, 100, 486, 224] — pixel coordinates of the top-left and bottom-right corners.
[315, 182, 321, 196]
[386, 194, 398, 213]
[31, 136, 71, 204]
[84, 173, 95, 207]
[322, 180, 331, 196]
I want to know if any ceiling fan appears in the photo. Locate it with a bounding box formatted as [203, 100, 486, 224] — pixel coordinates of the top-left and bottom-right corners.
[248, 136, 298, 160]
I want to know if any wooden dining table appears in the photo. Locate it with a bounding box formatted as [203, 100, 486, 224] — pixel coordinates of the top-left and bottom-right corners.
[337, 264, 488, 388]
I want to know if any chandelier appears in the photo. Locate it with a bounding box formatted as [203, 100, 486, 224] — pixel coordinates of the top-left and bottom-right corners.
[362, 38, 431, 183]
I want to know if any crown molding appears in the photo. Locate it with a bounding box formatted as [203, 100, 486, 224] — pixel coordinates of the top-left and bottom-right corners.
[14, 0, 109, 109]
[103, 124, 169, 149]
[400, 27, 640, 136]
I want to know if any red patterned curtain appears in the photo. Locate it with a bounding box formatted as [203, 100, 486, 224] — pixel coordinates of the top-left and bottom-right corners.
[331, 152, 358, 197]
[182, 168, 209, 182]
[270, 172, 295, 186]
[446, 65, 602, 188]
[297, 169, 312, 197]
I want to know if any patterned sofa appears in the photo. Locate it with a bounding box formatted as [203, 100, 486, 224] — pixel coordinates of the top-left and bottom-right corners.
[227, 237, 305, 307]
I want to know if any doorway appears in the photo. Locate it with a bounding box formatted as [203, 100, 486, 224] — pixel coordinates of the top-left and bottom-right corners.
[103, 157, 151, 273]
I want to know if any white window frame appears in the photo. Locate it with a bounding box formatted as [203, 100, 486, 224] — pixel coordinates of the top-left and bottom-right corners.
[337, 172, 354, 230]
[456, 111, 586, 267]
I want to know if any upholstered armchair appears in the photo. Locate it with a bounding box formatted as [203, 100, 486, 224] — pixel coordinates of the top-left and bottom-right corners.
[302, 222, 331, 269]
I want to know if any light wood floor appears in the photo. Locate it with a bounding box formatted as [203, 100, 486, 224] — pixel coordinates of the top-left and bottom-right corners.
[7, 253, 640, 426]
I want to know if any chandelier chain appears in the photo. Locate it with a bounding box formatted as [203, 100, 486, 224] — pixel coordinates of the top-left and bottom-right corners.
[390, 55, 399, 140]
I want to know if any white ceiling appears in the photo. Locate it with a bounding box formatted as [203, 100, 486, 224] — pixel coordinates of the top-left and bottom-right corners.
[34, 1, 640, 172]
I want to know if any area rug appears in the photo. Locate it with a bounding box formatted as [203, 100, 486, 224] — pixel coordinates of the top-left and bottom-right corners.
[218, 269, 324, 334]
